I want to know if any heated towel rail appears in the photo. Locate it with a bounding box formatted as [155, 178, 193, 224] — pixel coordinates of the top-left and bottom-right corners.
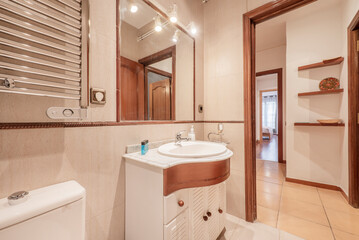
[0, 0, 89, 107]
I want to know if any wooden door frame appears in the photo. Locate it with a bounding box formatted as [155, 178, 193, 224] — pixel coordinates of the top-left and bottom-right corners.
[348, 10, 359, 208]
[257, 68, 284, 163]
[139, 46, 176, 120]
[243, 0, 317, 222]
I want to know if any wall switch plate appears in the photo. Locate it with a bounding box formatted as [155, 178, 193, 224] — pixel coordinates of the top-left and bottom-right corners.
[90, 88, 106, 105]
[47, 107, 88, 120]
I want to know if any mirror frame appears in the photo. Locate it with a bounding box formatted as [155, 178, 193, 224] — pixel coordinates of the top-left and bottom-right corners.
[116, 0, 196, 123]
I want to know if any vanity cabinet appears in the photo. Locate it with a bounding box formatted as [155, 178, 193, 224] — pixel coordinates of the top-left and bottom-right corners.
[124, 158, 230, 240]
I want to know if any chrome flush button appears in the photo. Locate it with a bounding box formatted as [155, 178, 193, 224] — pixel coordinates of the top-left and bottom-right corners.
[63, 109, 74, 117]
[8, 191, 29, 206]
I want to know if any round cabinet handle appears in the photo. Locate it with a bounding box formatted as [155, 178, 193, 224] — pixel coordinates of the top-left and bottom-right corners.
[178, 200, 184, 207]
[218, 208, 223, 214]
[203, 215, 208, 221]
[206, 211, 212, 217]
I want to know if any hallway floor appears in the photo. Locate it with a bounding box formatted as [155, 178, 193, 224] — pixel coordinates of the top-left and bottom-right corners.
[256, 159, 359, 240]
[256, 136, 278, 162]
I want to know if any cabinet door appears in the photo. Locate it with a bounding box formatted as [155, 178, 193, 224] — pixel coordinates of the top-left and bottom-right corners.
[189, 187, 207, 240]
[164, 209, 189, 240]
[207, 185, 220, 240]
[218, 182, 226, 234]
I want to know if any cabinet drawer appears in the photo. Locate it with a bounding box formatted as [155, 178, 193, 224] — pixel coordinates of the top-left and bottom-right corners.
[164, 209, 189, 240]
[164, 189, 189, 224]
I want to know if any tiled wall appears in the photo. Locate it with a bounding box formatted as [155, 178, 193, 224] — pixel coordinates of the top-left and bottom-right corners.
[0, 0, 204, 239]
[203, 0, 249, 219]
[0, 123, 204, 239]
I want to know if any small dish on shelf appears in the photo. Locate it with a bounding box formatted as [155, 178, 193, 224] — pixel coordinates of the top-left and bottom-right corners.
[317, 119, 342, 125]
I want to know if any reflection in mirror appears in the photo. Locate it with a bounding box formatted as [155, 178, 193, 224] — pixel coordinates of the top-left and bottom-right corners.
[120, 0, 194, 121]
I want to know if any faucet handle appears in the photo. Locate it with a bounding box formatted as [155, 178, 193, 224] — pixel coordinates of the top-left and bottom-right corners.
[176, 130, 186, 137]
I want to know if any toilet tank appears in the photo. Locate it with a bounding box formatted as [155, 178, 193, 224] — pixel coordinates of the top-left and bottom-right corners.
[0, 181, 86, 240]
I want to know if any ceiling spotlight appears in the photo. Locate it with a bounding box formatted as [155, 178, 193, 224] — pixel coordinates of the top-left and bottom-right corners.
[129, 0, 138, 13]
[154, 15, 162, 32]
[172, 30, 179, 43]
[169, 4, 178, 23]
[188, 22, 197, 35]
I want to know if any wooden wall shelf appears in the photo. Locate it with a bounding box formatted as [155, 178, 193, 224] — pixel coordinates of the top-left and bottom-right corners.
[298, 89, 344, 97]
[298, 57, 344, 71]
[294, 122, 345, 127]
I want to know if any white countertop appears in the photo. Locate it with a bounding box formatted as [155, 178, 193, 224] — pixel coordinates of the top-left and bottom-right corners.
[123, 147, 233, 169]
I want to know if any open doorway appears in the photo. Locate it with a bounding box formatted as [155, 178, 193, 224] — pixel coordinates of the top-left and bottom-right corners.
[244, 0, 359, 227]
[255, 69, 284, 163]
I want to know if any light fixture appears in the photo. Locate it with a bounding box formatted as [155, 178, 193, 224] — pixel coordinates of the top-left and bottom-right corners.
[129, 0, 138, 13]
[154, 15, 162, 32]
[172, 30, 179, 43]
[188, 22, 197, 35]
[169, 4, 178, 23]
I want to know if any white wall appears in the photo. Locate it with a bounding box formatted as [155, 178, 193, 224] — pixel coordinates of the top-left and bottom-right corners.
[203, 0, 248, 218]
[286, 2, 345, 186]
[0, 1, 205, 239]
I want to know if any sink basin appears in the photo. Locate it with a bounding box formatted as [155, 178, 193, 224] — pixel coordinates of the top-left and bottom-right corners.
[158, 141, 227, 158]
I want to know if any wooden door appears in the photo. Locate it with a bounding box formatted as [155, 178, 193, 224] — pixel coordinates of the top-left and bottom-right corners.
[120, 56, 144, 120]
[149, 78, 171, 120]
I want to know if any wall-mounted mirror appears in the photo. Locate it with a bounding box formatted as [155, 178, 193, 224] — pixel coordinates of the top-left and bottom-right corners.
[119, 0, 194, 121]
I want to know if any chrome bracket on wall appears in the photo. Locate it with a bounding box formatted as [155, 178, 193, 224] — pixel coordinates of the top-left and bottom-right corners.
[46, 107, 88, 120]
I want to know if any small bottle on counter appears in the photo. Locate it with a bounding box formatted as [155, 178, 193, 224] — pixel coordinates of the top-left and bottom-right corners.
[188, 125, 196, 141]
[141, 140, 149, 155]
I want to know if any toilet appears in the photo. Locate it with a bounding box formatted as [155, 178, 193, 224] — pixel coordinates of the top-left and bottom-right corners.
[0, 181, 86, 240]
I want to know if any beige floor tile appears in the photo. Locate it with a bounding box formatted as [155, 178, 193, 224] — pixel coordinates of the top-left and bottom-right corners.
[257, 166, 285, 180]
[332, 229, 359, 240]
[257, 180, 282, 196]
[326, 209, 359, 236]
[283, 181, 318, 193]
[318, 189, 359, 216]
[257, 191, 281, 211]
[279, 231, 304, 240]
[257, 206, 278, 228]
[257, 175, 284, 185]
[280, 197, 329, 226]
[277, 213, 334, 240]
[281, 185, 321, 205]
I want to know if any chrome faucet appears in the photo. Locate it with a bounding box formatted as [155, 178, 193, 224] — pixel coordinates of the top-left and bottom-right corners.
[175, 130, 191, 145]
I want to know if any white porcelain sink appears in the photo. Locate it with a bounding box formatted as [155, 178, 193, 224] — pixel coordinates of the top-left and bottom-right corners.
[158, 141, 227, 158]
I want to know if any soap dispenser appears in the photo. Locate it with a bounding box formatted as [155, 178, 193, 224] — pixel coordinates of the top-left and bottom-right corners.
[188, 125, 196, 141]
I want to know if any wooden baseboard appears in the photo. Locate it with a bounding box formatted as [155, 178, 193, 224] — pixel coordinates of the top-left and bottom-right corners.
[282, 160, 286, 164]
[286, 178, 350, 204]
[285, 177, 341, 191]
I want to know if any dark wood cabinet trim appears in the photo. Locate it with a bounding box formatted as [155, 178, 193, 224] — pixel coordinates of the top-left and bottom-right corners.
[163, 159, 230, 196]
